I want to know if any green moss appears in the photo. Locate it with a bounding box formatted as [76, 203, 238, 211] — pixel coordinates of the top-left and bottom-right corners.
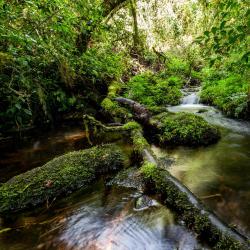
[214, 236, 243, 250]
[0, 144, 125, 214]
[140, 165, 247, 249]
[123, 121, 141, 130]
[101, 97, 118, 112]
[140, 161, 157, 178]
[124, 71, 183, 108]
[107, 81, 123, 98]
[130, 129, 150, 153]
[159, 112, 220, 146]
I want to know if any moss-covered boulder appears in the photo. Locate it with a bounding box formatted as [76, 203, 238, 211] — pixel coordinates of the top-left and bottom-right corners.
[0, 144, 125, 214]
[159, 112, 220, 146]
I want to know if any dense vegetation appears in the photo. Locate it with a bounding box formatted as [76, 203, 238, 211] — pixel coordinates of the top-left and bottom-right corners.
[0, 1, 249, 248]
[0, 0, 249, 132]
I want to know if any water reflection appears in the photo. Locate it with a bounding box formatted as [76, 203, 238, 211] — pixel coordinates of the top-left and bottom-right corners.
[0, 182, 205, 250]
[152, 129, 250, 236]
[0, 127, 88, 182]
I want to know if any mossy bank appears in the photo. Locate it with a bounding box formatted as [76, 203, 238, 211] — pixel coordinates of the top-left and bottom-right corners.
[0, 144, 125, 214]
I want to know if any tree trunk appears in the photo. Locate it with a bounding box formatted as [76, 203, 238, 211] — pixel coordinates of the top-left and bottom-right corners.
[130, 0, 141, 52]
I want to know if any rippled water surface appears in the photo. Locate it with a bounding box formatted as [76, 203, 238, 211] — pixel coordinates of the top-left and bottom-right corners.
[0, 181, 204, 250]
[0, 127, 206, 250]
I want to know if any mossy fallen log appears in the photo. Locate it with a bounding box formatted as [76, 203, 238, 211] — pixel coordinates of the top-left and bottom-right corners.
[131, 129, 249, 249]
[141, 163, 249, 249]
[81, 115, 248, 248]
[0, 144, 125, 214]
[115, 97, 220, 146]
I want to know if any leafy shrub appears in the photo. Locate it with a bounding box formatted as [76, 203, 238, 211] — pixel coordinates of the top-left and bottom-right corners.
[124, 71, 183, 107]
[78, 48, 127, 83]
[200, 73, 249, 119]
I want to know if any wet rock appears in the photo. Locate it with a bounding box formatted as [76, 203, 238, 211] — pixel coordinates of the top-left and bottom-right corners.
[108, 167, 145, 190]
[134, 195, 159, 211]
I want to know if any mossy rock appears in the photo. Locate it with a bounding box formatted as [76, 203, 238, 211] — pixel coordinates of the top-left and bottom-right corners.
[0, 144, 125, 214]
[159, 112, 220, 146]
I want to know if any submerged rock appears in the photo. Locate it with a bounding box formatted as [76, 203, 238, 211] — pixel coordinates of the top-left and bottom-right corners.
[0, 144, 125, 214]
[134, 195, 159, 211]
[108, 167, 145, 190]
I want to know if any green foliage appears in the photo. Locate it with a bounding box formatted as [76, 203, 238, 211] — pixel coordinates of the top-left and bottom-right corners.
[0, 0, 129, 131]
[196, 0, 249, 66]
[165, 56, 190, 75]
[200, 70, 249, 119]
[124, 71, 183, 108]
[78, 49, 127, 83]
[160, 112, 220, 146]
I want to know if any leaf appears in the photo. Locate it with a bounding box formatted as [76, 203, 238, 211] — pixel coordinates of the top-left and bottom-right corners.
[220, 21, 226, 30]
[241, 52, 250, 63]
[220, 30, 226, 37]
[24, 109, 32, 116]
[236, 25, 244, 33]
[204, 31, 209, 37]
[221, 12, 228, 19]
[195, 36, 203, 43]
[0, 228, 12, 234]
[219, 2, 225, 10]
[211, 27, 217, 34]
[229, 35, 238, 44]
[209, 59, 216, 67]
[15, 103, 21, 110]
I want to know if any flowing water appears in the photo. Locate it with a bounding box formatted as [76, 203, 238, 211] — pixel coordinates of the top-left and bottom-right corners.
[0, 126, 207, 250]
[0, 181, 206, 250]
[160, 89, 250, 237]
[0, 89, 249, 249]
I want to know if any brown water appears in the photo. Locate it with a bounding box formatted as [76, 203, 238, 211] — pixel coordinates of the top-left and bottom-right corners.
[0, 126, 89, 183]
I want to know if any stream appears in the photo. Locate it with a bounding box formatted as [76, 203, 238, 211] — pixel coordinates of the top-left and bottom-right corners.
[163, 87, 250, 237]
[0, 126, 207, 250]
[0, 88, 249, 249]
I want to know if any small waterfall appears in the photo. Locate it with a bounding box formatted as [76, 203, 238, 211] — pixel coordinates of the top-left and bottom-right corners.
[182, 93, 199, 105]
[181, 87, 200, 105]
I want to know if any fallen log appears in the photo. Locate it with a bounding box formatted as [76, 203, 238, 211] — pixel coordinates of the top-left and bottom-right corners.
[82, 115, 249, 248]
[132, 129, 249, 249]
[0, 144, 125, 214]
[89, 114, 249, 248]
